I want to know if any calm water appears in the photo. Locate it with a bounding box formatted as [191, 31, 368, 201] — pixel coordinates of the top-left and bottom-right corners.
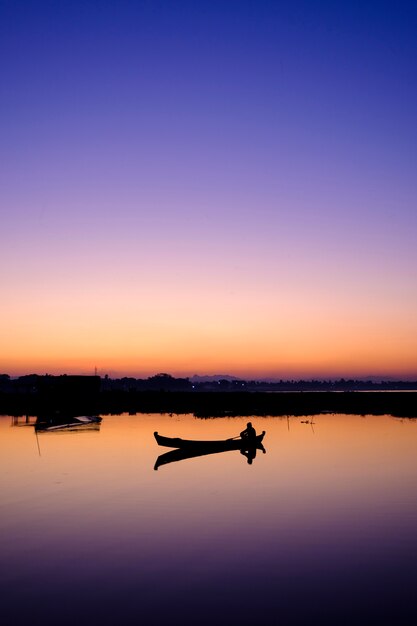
[1, 412, 417, 625]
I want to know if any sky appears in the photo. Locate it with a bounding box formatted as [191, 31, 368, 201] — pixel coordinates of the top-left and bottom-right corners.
[1, 0, 416, 379]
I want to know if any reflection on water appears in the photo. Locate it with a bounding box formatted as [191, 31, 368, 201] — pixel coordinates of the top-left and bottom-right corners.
[11, 413, 102, 432]
[1, 413, 417, 625]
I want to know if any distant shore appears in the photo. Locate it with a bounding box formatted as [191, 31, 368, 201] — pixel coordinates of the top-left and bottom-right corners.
[1, 390, 417, 418]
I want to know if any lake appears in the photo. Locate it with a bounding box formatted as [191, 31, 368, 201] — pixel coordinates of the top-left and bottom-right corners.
[1, 412, 417, 625]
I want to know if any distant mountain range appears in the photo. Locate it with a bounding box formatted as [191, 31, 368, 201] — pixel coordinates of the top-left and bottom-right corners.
[191, 374, 417, 384]
[190, 374, 243, 382]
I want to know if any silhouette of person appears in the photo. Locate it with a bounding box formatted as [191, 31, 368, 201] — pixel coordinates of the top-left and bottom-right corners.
[240, 421, 257, 442]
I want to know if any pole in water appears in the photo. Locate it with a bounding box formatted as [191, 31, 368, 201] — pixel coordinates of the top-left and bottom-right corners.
[35, 429, 41, 457]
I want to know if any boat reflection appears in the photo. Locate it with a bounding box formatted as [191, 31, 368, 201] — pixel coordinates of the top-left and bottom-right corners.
[34, 414, 102, 433]
[154, 441, 266, 470]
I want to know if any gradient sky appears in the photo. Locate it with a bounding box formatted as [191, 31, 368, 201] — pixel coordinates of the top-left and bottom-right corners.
[1, 0, 416, 378]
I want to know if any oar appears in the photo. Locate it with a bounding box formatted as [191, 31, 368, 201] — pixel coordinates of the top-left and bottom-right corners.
[227, 435, 242, 441]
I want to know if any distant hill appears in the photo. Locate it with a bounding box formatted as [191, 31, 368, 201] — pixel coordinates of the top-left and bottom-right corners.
[190, 374, 242, 383]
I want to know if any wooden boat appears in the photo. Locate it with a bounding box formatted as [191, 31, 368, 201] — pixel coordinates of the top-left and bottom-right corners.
[154, 430, 265, 450]
[154, 439, 266, 470]
[35, 415, 102, 432]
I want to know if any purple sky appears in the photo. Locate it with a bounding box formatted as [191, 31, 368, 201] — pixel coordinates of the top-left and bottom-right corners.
[1, 1, 416, 378]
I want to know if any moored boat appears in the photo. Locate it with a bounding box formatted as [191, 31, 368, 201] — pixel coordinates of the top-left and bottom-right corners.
[35, 415, 102, 432]
[154, 430, 265, 450]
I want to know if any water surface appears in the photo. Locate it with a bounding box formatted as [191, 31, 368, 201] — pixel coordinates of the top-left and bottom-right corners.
[1, 413, 417, 625]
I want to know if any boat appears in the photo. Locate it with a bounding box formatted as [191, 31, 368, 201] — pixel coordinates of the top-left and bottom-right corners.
[35, 415, 102, 432]
[154, 430, 265, 450]
[154, 439, 266, 470]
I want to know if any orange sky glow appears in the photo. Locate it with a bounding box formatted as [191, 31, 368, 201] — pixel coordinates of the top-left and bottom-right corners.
[2, 265, 416, 378]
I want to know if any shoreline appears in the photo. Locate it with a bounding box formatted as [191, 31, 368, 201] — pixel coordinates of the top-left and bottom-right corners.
[1, 390, 417, 418]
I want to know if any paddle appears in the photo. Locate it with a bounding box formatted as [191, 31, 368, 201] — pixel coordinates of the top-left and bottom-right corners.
[227, 429, 265, 442]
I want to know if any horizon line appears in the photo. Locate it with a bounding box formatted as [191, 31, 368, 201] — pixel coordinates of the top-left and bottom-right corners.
[3, 371, 417, 383]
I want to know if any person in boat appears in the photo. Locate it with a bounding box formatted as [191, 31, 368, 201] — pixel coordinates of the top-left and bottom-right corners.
[240, 421, 257, 442]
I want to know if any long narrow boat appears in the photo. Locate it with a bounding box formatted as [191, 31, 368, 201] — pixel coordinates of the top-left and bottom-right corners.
[154, 440, 266, 470]
[154, 430, 265, 450]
